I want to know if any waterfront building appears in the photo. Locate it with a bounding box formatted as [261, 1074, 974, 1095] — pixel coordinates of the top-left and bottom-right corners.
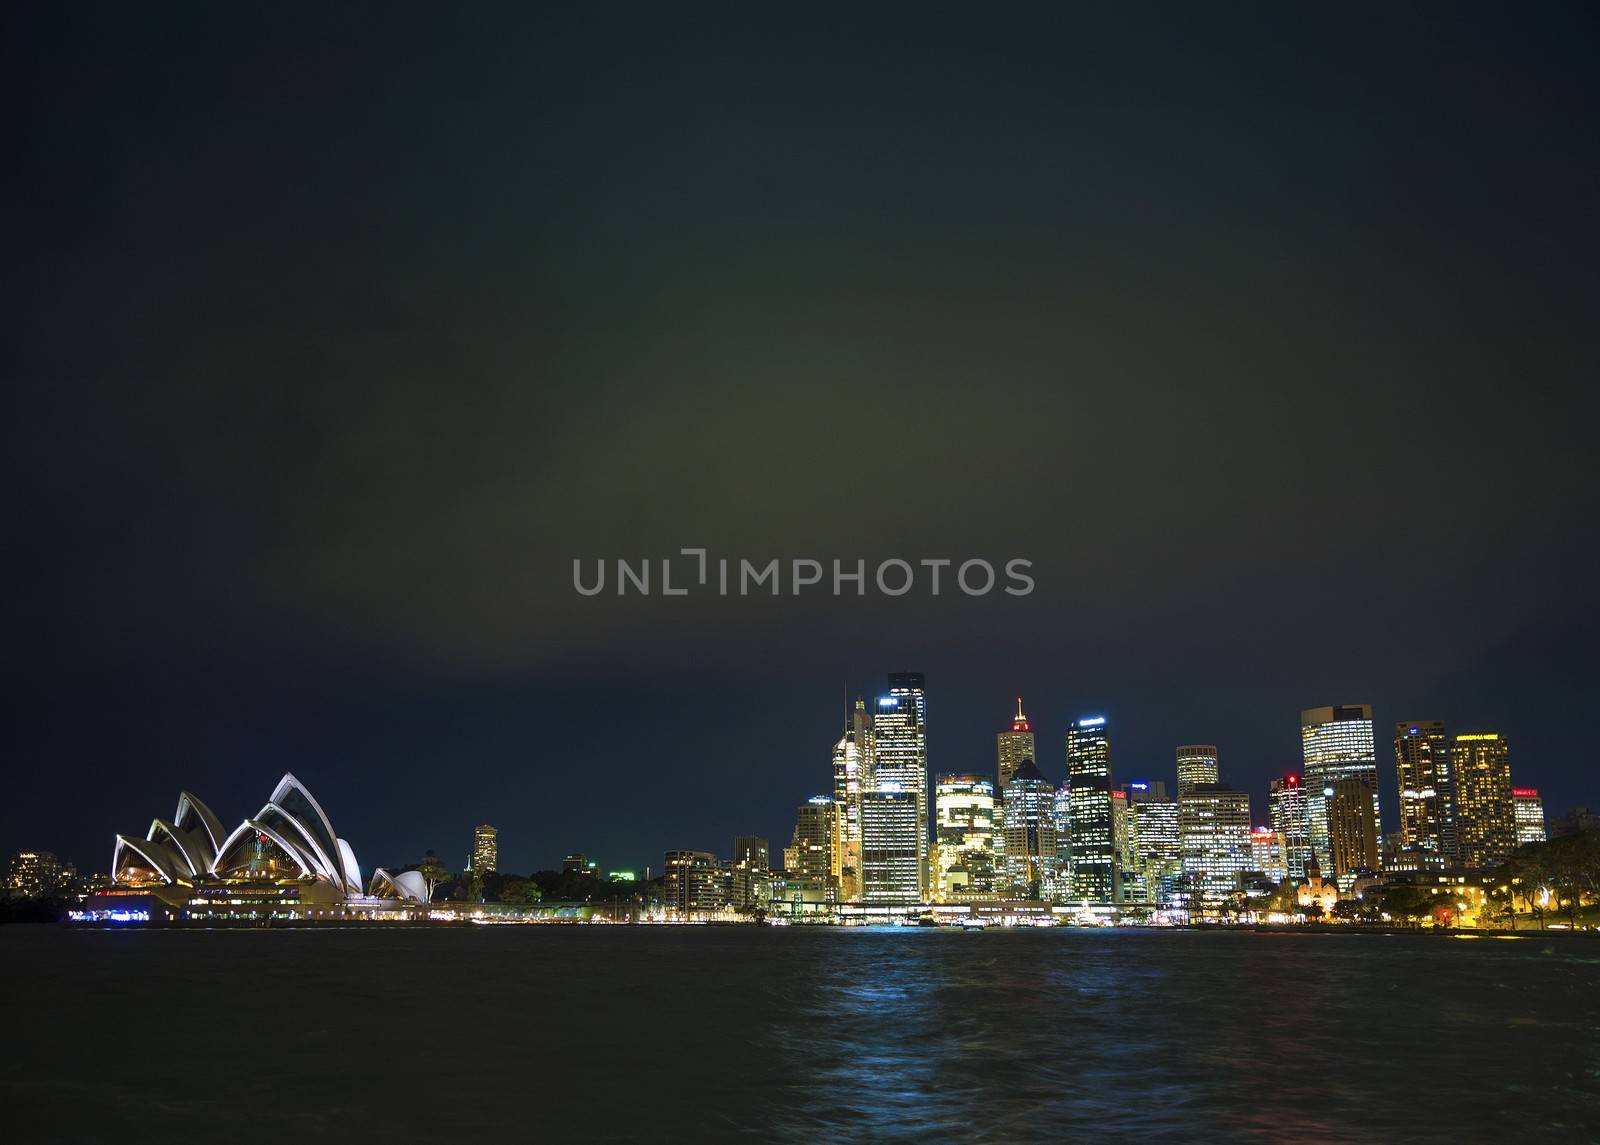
[663, 850, 727, 916]
[1179, 783, 1252, 902]
[934, 774, 996, 900]
[1176, 745, 1219, 797]
[874, 673, 929, 896]
[1301, 705, 1378, 871]
[734, 836, 770, 870]
[1453, 733, 1516, 867]
[1394, 721, 1456, 861]
[472, 824, 498, 875]
[998, 758, 1059, 899]
[1326, 777, 1379, 889]
[729, 835, 772, 909]
[4, 851, 71, 899]
[1268, 774, 1312, 879]
[997, 698, 1036, 792]
[1512, 788, 1547, 847]
[95, 774, 430, 924]
[1250, 827, 1287, 882]
[1111, 789, 1145, 903]
[1127, 786, 1181, 906]
[786, 797, 838, 894]
[831, 697, 872, 900]
[861, 787, 922, 904]
[1066, 717, 1115, 902]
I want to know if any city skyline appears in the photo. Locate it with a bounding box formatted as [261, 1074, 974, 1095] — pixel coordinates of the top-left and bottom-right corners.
[29, 677, 1579, 887]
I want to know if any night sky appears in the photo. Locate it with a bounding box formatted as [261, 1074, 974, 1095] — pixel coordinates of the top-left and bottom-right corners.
[7, 4, 1597, 877]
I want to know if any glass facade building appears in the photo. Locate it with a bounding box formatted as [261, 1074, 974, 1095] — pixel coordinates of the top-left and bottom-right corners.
[1300, 705, 1378, 872]
[1066, 717, 1115, 902]
[1453, 733, 1515, 868]
[934, 773, 996, 900]
[1394, 721, 1456, 861]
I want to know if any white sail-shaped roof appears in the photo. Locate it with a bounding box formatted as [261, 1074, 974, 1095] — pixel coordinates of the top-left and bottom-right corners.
[146, 818, 208, 877]
[213, 819, 319, 879]
[369, 868, 429, 902]
[113, 834, 184, 884]
[336, 839, 362, 896]
[116, 774, 362, 901]
[174, 791, 226, 859]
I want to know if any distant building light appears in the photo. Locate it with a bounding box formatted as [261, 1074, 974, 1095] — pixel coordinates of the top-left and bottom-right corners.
[1077, 716, 1107, 727]
[878, 697, 898, 707]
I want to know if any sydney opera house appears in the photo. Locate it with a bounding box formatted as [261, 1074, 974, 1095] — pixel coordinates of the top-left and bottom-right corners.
[80, 773, 431, 924]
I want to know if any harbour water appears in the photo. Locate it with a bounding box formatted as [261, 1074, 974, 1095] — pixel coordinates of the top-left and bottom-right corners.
[4, 926, 1598, 1143]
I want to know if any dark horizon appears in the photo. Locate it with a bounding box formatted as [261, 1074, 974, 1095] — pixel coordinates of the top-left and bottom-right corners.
[6, 4, 1598, 877]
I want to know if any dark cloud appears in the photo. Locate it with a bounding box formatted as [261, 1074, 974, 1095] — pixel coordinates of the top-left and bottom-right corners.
[4, 3, 1597, 871]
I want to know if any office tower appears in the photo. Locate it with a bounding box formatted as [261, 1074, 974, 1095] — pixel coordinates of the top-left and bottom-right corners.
[1110, 789, 1148, 903]
[1268, 774, 1312, 879]
[1325, 778, 1379, 887]
[1512, 789, 1546, 846]
[1066, 717, 1115, 902]
[1176, 745, 1220, 797]
[1127, 786, 1181, 906]
[831, 698, 871, 900]
[1453, 733, 1515, 867]
[663, 850, 727, 916]
[860, 787, 922, 904]
[1250, 827, 1287, 882]
[1300, 705, 1378, 870]
[4, 851, 70, 899]
[734, 836, 770, 870]
[874, 673, 929, 896]
[472, 824, 498, 875]
[787, 797, 838, 887]
[934, 774, 996, 900]
[729, 836, 772, 909]
[997, 698, 1036, 791]
[1179, 783, 1253, 901]
[999, 758, 1059, 898]
[1395, 721, 1456, 860]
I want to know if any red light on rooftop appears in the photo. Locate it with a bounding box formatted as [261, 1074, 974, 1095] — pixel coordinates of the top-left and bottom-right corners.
[1286, 774, 1300, 785]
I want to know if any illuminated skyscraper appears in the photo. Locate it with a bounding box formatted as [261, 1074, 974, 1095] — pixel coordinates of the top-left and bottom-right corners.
[1395, 721, 1456, 860]
[934, 773, 996, 899]
[472, 824, 498, 875]
[1513, 789, 1546, 847]
[1325, 778, 1378, 887]
[1066, 716, 1115, 902]
[730, 836, 771, 909]
[786, 797, 838, 889]
[1110, 789, 1146, 902]
[1250, 827, 1286, 882]
[1126, 784, 1181, 906]
[999, 758, 1059, 898]
[1300, 705, 1377, 870]
[1176, 745, 1219, 797]
[1452, 733, 1516, 867]
[861, 787, 922, 904]
[1179, 783, 1252, 901]
[1268, 774, 1312, 879]
[831, 697, 872, 900]
[874, 673, 928, 896]
[997, 698, 1036, 791]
